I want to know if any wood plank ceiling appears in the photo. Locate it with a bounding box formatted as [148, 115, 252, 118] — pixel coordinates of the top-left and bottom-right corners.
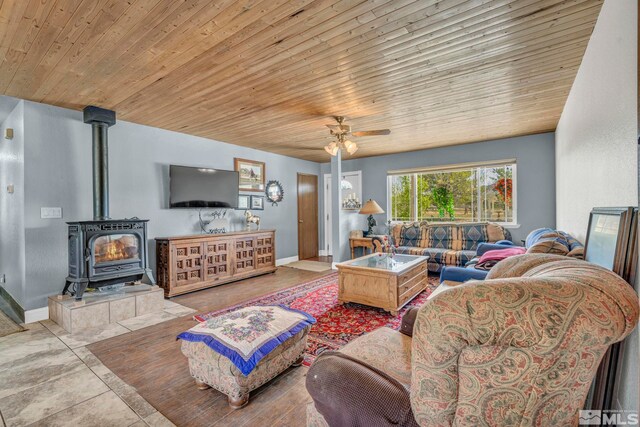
[0, 0, 602, 162]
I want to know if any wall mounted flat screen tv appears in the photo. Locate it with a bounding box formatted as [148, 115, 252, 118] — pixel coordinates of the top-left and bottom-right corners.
[170, 165, 239, 208]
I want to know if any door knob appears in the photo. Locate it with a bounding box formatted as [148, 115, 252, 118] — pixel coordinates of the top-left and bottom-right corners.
[299, 220, 303, 223]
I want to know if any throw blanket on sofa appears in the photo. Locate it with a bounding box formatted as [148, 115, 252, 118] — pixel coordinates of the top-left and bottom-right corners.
[177, 305, 315, 376]
[475, 247, 526, 270]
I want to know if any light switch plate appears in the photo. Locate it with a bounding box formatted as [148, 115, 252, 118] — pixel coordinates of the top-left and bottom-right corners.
[41, 207, 63, 219]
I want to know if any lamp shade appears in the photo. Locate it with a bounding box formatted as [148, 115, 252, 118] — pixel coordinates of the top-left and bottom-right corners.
[359, 199, 384, 215]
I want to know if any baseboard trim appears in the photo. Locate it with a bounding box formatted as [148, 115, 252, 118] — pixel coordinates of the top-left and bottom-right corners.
[24, 306, 49, 324]
[276, 256, 299, 266]
[331, 262, 339, 270]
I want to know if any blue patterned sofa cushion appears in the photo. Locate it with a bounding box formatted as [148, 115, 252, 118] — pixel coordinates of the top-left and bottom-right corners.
[398, 222, 422, 247]
[427, 225, 456, 249]
[458, 224, 489, 251]
[395, 247, 476, 273]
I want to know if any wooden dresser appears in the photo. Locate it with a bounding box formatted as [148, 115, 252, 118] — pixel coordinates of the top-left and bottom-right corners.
[155, 230, 276, 297]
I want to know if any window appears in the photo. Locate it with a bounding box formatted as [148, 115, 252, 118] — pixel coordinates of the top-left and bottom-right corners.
[387, 161, 516, 224]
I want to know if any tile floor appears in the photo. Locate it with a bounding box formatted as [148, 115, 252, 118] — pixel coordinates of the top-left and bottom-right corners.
[0, 300, 196, 426]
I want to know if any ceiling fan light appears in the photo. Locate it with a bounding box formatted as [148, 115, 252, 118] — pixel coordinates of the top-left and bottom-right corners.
[324, 142, 339, 156]
[344, 140, 358, 155]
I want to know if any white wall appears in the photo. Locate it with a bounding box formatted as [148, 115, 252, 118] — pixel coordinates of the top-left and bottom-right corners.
[555, 0, 638, 412]
[19, 100, 320, 310]
[0, 101, 25, 307]
[555, 0, 638, 241]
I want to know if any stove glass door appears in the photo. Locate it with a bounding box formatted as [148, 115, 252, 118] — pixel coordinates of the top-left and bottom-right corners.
[93, 234, 140, 264]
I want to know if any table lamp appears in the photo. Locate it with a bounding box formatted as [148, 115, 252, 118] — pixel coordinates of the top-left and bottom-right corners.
[359, 199, 385, 235]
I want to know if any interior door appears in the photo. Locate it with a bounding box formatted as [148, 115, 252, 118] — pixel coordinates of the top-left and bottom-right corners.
[297, 173, 319, 260]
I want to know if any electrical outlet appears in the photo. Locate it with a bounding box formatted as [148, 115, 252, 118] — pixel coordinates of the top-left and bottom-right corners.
[0, 274, 5, 284]
[41, 207, 63, 219]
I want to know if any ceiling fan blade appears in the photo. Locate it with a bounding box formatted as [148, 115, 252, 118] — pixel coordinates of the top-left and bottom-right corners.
[352, 129, 390, 137]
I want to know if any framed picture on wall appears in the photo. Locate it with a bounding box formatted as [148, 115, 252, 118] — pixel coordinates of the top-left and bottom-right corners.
[237, 195, 250, 210]
[234, 158, 265, 192]
[251, 195, 264, 210]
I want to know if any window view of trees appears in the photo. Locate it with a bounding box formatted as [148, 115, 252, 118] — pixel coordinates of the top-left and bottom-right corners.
[388, 164, 515, 223]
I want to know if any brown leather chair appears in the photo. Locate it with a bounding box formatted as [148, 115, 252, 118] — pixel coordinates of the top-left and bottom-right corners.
[306, 254, 640, 426]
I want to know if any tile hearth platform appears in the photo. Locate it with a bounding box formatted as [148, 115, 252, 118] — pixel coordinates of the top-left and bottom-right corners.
[48, 285, 164, 333]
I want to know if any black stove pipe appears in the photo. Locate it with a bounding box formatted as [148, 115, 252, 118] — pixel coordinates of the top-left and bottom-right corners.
[83, 106, 116, 221]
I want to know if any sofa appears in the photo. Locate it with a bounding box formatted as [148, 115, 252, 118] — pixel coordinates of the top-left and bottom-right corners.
[306, 254, 640, 427]
[440, 227, 585, 283]
[372, 221, 512, 273]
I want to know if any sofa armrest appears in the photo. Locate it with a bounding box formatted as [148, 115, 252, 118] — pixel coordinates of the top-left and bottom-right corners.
[400, 307, 419, 337]
[371, 235, 390, 253]
[476, 241, 515, 256]
[439, 266, 489, 283]
[306, 351, 418, 427]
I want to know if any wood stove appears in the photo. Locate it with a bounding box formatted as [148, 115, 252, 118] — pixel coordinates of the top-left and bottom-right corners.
[63, 106, 154, 300]
[64, 219, 154, 299]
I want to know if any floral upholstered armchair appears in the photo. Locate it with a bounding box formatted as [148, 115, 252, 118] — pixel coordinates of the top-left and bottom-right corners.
[306, 254, 640, 427]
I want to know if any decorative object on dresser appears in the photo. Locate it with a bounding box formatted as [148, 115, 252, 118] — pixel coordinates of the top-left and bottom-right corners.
[155, 230, 276, 297]
[198, 209, 228, 234]
[336, 253, 429, 315]
[63, 106, 155, 301]
[234, 158, 265, 192]
[359, 199, 385, 235]
[244, 210, 261, 230]
[265, 180, 284, 206]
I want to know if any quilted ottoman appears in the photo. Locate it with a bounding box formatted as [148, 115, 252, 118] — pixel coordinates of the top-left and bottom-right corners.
[178, 305, 315, 409]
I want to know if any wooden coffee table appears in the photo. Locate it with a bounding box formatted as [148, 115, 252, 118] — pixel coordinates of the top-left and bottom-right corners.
[336, 253, 429, 315]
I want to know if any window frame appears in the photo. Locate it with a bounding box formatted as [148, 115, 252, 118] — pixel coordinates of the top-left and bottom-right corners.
[386, 159, 518, 226]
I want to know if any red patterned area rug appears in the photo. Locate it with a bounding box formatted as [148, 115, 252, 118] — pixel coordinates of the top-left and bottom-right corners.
[194, 272, 439, 365]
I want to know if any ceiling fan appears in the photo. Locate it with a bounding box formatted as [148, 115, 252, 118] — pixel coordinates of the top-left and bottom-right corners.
[324, 116, 390, 156]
